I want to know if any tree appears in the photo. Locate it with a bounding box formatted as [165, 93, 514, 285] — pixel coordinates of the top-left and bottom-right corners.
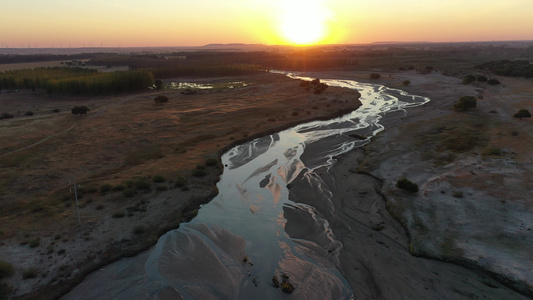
[453, 96, 477, 111]
[396, 178, 419, 193]
[154, 79, 163, 90]
[154, 95, 169, 104]
[71, 105, 89, 116]
[513, 109, 531, 120]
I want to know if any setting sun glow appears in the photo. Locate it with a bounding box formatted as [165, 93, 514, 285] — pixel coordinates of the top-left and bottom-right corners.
[278, 0, 332, 45]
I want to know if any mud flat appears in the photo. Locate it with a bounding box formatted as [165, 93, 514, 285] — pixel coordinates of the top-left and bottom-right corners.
[287, 70, 533, 298]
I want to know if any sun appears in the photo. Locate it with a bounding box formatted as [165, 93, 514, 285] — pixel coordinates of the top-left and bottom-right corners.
[278, 0, 331, 45]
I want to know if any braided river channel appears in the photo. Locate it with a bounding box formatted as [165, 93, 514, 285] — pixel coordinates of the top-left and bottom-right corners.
[63, 73, 430, 299]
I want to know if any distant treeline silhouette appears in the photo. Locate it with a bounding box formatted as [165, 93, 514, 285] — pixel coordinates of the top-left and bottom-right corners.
[0, 67, 153, 95]
[477, 60, 533, 78]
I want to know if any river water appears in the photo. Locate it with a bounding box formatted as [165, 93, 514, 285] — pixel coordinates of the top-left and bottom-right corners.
[63, 73, 430, 300]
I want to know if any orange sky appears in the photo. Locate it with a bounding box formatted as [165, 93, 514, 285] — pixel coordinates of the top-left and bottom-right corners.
[1, 0, 532, 48]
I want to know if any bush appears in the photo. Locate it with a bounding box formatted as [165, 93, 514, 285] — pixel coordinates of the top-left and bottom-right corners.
[100, 184, 113, 194]
[154, 95, 169, 104]
[29, 238, 40, 248]
[205, 158, 218, 166]
[112, 211, 125, 218]
[487, 79, 500, 85]
[123, 188, 136, 197]
[174, 177, 187, 187]
[477, 75, 488, 82]
[132, 225, 146, 235]
[513, 109, 531, 120]
[0, 282, 13, 300]
[134, 179, 151, 190]
[453, 96, 477, 111]
[52, 108, 60, 113]
[22, 268, 38, 279]
[0, 113, 14, 120]
[112, 184, 125, 191]
[0, 260, 14, 279]
[192, 169, 207, 177]
[370, 73, 381, 79]
[71, 105, 89, 116]
[152, 175, 165, 183]
[24, 111, 34, 116]
[402, 80, 410, 86]
[462, 75, 476, 84]
[396, 178, 419, 193]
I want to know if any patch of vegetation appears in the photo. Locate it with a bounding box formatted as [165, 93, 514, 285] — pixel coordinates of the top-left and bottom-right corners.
[28, 238, 40, 248]
[370, 73, 381, 79]
[125, 145, 164, 166]
[152, 175, 165, 183]
[22, 268, 39, 279]
[462, 75, 476, 84]
[452, 191, 464, 198]
[402, 80, 410, 86]
[71, 105, 90, 116]
[132, 225, 146, 235]
[487, 79, 500, 85]
[24, 111, 34, 116]
[174, 177, 187, 188]
[52, 108, 60, 113]
[123, 188, 136, 197]
[205, 158, 218, 167]
[112, 211, 125, 218]
[0, 282, 12, 300]
[0, 260, 14, 279]
[396, 178, 419, 193]
[100, 183, 113, 194]
[453, 96, 477, 111]
[112, 184, 125, 191]
[192, 169, 207, 177]
[513, 109, 531, 120]
[154, 95, 169, 104]
[0, 113, 14, 120]
[483, 146, 502, 156]
[477, 60, 533, 78]
[155, 185, 168, 191]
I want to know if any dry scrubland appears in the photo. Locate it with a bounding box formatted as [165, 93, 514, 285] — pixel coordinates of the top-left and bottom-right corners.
[0, 72, 361, 298]
[321, 70, 533, 297]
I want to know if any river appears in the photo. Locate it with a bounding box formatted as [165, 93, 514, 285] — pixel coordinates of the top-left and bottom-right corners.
[62, 73, 430, 299]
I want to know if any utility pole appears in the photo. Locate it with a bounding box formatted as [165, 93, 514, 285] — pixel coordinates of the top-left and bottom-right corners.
[70, 176, 82, 226]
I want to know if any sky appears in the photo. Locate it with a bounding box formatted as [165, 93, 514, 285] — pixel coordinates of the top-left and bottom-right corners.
[1, 0, 532, 48]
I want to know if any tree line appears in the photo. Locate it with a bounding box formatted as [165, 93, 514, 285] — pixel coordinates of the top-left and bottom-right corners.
[477, 60, 533, 78]
[0, 67, 153, 96]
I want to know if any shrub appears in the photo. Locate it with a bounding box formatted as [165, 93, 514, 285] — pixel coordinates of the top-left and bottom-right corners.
[370, 73, 381, 79]
[71, 105, 89, 116]
[112, 211, 125, 218]
[24, 111, 34, 116]
[205, 158, 218, 166]
[156, 185, 168, 191]
[0, 260, 14, 279]
[52, 108, 60, 113]
[132, 225, 145, 235]
[154, 95, 169, 104]
[22, 268, 38, 279]
[112, 184, 125, 191]
[513, 109, 531, 120]
[174, 177, 187, 187]
[0, 282, 13, 299]
[402, 80, 410, 86]
[100, 184, 113, 194]
[453, 96, 477, 111]
[477, 75, 488, 82]
[0, 113, 14, 120]
[123, 188, 136, 197]
[29, 238, 40, 248]
[313, 83, 328, 94]
[152, 175, 165, 183]
[452, 191, 464, 198]
[462, 75, 476, 84]
[192, 169, 207, 177]
[134, 179, 151, 190]
[396, 178, 419, 193]
[487, 79, 500, 85]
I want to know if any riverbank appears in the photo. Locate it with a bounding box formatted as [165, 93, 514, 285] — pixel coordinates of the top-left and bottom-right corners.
[0, 72, 362, 299]
[287, 70, 533, 297]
